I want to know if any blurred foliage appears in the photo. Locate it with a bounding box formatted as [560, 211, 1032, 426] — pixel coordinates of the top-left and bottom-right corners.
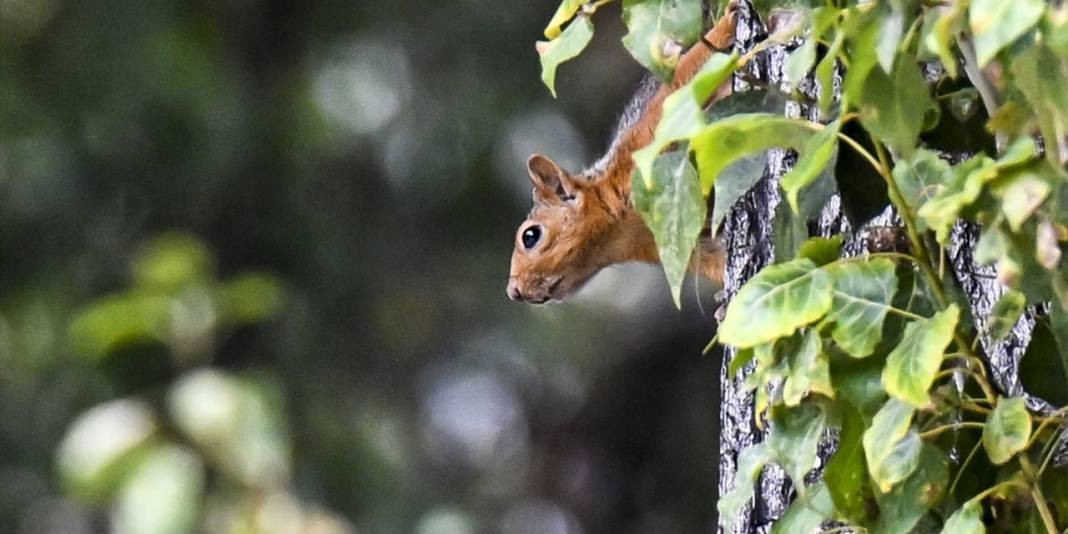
[0, 0, 727, 532]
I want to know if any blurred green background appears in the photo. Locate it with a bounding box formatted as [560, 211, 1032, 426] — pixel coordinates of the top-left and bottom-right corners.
[0, 0, 724, 532]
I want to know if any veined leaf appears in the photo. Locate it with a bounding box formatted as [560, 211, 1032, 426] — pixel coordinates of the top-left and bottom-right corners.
[632, 150, 705, 308]
[823, 258, 899, 358]
[783, 328, 834, 405]
[718, 442, 771, 529]
[969, 0, 1045, 67]
[917, 156, 997, 244]
[883, 305, 959, 407]
[622, 0, 703, 81]
[863, 399, 920, 492]
[719, 258, 833, 348]
[632, 52, 739, 187]
[537, 15, 595, 97]
[940, 500, 986, 534]
[982, 396, 1031, 465]
[691, 113, 815, 195]
[782, 120, 840, 215]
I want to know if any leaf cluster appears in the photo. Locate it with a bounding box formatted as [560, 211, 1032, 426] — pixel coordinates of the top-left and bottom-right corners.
[537, 0, 1068, 531]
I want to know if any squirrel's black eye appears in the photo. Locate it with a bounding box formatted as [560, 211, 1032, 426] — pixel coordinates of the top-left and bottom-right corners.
[521, 225, 542, 250]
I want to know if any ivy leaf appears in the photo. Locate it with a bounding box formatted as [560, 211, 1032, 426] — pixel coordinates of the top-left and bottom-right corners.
[691, 113, 815, 194]
[783, 328, 834, 405]
[982, 396, 1032, 465]
[940, 500, 985, 534]
[782, 120, 840, 215]
[632, 150, 705, 308]
[863, 399, 920, 493]
[893, 149, 951, 232]
[883, 305, 959, 407]
[632, 52, 739, 186]
[988, 290, 1026, 343]
[771, 483, 835, 534]
[858, 54, 934, 157]
[823, 258, 899, 358]
[719, 258, 834, 348]
[543, 0, 584, 39]
[768, 403, 826, 491]
[825, 404, 875, 524]
[622, 0, 704, 81]
[718, 442, 771, 530]
[873, 445, 949, 534]
[537, 15, 595, 97]
[969, 0, 1045, 67]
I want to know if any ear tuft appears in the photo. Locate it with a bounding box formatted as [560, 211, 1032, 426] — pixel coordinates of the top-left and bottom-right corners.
[527, 154, 579, 203]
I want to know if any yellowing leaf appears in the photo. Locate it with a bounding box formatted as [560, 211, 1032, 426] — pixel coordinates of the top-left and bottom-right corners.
[537, 15, 595, 97]
[883, 305, 959, 407]
[543, 0, 585, 39]
[940, 500, 986, 534]
[823, 258, 899, 358]
[982, 396, 1032, 465]
[691, 113, 815, 195]
[719, 258, 834, 348]
[970, 0, 1045, 67]
[863, 399, 920, 492]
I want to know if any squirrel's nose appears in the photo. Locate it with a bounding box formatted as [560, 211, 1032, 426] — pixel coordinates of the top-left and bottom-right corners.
[507, 282, 524, 301]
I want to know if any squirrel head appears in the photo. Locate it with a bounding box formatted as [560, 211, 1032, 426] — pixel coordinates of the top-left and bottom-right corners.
[506, 154, 626, 304]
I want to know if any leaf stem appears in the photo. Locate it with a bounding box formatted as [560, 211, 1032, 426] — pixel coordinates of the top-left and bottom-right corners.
[1018, 455, 1059, 534]
[1027, 406, 1068, 451]
[948, 439, 984, 497]
[919, 421, 984, 439]
[1038, 426, 1064, 476]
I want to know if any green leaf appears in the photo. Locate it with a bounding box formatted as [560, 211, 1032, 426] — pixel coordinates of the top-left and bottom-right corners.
[873, 445, 949, 534]
[112, 444, 205, 534]
[767, 402, 826, 490]
[982, 396, 1032, 465]
[691, 113, 815, 195]
[719, 258, 834, 348]
[632, 150, 705, 307]
[728, 346, 756, 377]
[718, 442, 771, 529]
[621, 0, 704, 81]
[823, 258, 899, 358]
[772, 191, 809, 262]
[783, 328, 834, 405]
[543, 0, 585, 39]
[883, 305, 959, 407]
[815, 30, 844, 114]
[863, 399, 921, 493]
[876, 0, 914, 74]
[798, 235, 843, 266]
[68, 293, 171, 360]
[969, 0, 1045, 67]
[772, 483, 835, 534]
[832, 354, 889, 418]
[782, 120, 840, 215]
[893, 149, 951, 232]
[785, 37, 817, 88]
[987, 290, 1026, 343]
[997, 166, 1052, 232]
[537, 15, 595, 97]
[917, 156, 997, 244]
[1012, 44, 1068, 166]
[858, 55, 934, 156]
[927, 2, 967, 78]
[940, 500, 986, 534]
[632, 52, 739, 186]
[825, 404, 876, 524]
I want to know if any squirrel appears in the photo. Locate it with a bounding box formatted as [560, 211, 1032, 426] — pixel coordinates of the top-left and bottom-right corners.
[506, 2, 738, 304]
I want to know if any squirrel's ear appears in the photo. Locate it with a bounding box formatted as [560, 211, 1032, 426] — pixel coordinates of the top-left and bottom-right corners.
[528, 154, 580, 203]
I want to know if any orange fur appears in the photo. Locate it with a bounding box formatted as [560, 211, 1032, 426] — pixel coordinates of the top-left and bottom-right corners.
[507, 4, 738, 304]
